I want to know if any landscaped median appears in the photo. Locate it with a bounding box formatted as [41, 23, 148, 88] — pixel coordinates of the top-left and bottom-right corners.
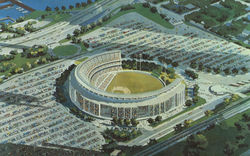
[149, 96, 206, 128]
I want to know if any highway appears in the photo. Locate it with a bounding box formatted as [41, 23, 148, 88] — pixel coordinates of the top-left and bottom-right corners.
[0, 0, 134, 54]
[135, 98, 250, 156]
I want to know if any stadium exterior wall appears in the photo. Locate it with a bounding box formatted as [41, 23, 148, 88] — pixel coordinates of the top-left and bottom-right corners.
[69, 51, 186, 120]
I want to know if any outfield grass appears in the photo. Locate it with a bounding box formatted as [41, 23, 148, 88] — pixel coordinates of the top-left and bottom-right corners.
[53, 45, 78, 57]
[106, 72, 163, 94]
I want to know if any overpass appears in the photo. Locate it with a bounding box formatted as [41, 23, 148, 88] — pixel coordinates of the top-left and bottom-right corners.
[0, 16, 15, 22]
[8, 0, 35, 12]
[0, 0, 8, 3]
[0, 3, 13, 9]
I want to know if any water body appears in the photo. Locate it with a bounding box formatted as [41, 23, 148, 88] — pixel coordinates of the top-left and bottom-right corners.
[0, 0, 95, 23]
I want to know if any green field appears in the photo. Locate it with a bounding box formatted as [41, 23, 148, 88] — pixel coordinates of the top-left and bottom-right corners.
[106, 72, 163, 94]
[156, 108, 250, 156]
[53, 45, 78, 56]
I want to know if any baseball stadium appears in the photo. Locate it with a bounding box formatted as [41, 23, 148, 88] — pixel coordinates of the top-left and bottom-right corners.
[69, 51, 186, 120]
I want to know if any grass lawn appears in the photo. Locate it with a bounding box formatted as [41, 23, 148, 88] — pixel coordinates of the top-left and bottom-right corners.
[53, 45, 78, 57]
[0, 53, 48, 77]
[246, 24, 250, 31]
[119, 4, 174, 29]
[156, 108, 250, 156]
[106, 72, 163, 94]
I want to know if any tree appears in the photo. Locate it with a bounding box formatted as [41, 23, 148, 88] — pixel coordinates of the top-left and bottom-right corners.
[204, 110, 213, 117]
[185, 100, 193, 107]
[223, 68, 230, 75]
[66, 34, 72, 40]
[131, 118, 139, 126]
[118, 118, 124, 125]
[241, 67, 248, 73]
[166, 68, 175, 74]
[10, 50, 18, 55]
[72, 36, 77, 43]
[193, 84, 199, 96]
[155, 116, 162, 122]
[124, 119, 130, 126]
[172, 62, 179, 67]
[198, 63, 204, 71]
[231, 94, 239, 102]
[0, 78, 3, 84]
[61, 6, 66, 10]
[224, 98, 230, 105]
[80, 26, 87, 33]
[142, 3, 150, 8]
[69, 5, 74, 10]
[223, 142, 237, 156]
[150, 7, 157, 13]
[174, 123, 183, 133]
[190, 61, 197, 69]
[184, 119, 192, 128]
[45, 6, 51, 11]
[147, 118, 154, 124]
[41, 15, 46, 19]
[193, 96, 199, 104]
[75, 3, 81, 8]
[55, 7, 59, 11]
[81, 2, 87, 7]
[87, 0, 92, 4]
[73, 29, 80, 37]
[232, 68, 238, 74]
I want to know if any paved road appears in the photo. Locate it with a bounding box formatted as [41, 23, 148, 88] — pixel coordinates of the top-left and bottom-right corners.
[135, 98, 250, 156]
[0, 0, 134, 54]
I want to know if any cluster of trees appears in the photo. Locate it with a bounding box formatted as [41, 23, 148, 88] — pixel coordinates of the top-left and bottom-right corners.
[185, 85, 200, 107]
[0, 23, 26, 37]
[223, 94, 240, 105]
[204, 110, 214, 117]
[45, 0, 94, 12]
[158, 56, 179, 67]
[120, 4, 135, 11]
[190, 61, 247, 75]
[21, 45, 48, 58]
[174, 119, 193, 133]
[16, 16, 25, 23]
[66, 15, 111, 43]
[112, 117, 139, 127]
[103, 128, 142, 142]
[183, 134, 208, 156]
[147, 116, 162, 126]
[24, 21, 36, 33]
[122, 60, 163, 73]
[185, 69, 198, 80]
[0, 54, 15, 62]
[142, 2, 157, 14]
[161, 3, 190, 14]
[161, 67, 176, 85]
[224, 112, 250, 156]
